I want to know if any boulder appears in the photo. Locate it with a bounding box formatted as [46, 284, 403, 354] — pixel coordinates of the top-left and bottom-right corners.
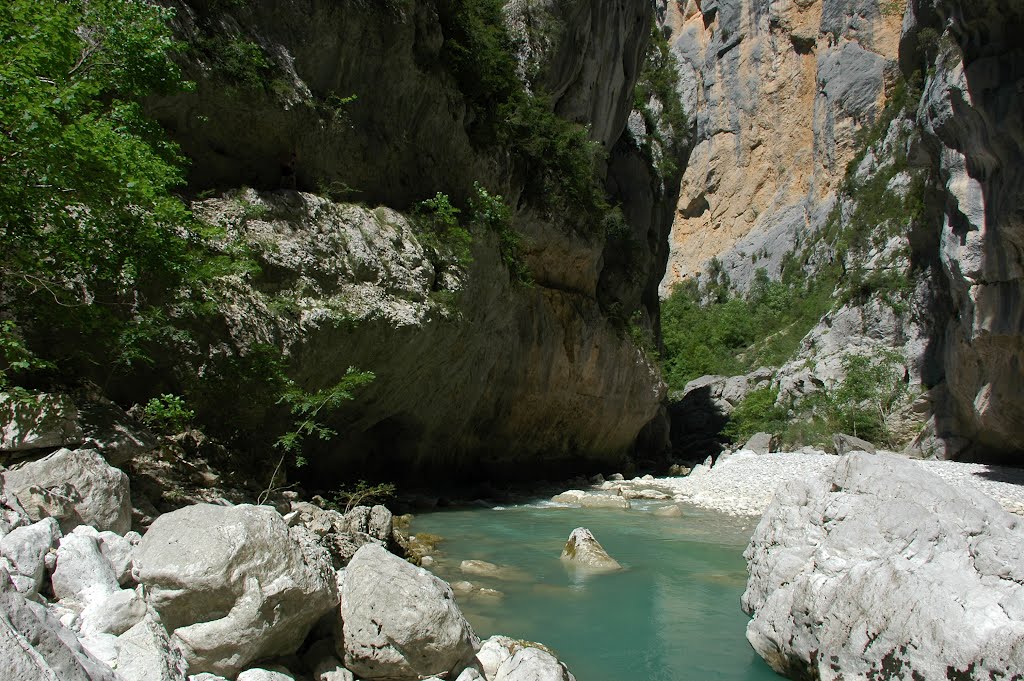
[98, 529, 140, 585]
[1, 448, 132, 534]
[52, 531, 120, 603]
[110, 612, 189, 681]
[133, 503, 339, 677]
[0, 392, 84, 454]
[579, 494, 630, 510]
[652, 504, 684, 518]
[832, 432, 876, 455]
[742, 452, 1024, 679]
[236, 667, 296, 681]
[342, 543, 479, 680]
[470, 637, 576, 681]
[79, 585, 148, 636]
[0, 565, 120, 681]
[742, 432, 773, 455]
[0, 516, 61, 595]
[367, 505, 393, 543]
[559, 528, 622, 572]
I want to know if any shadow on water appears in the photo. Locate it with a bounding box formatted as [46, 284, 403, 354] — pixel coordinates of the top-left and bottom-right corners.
[412, 503, 782, 681]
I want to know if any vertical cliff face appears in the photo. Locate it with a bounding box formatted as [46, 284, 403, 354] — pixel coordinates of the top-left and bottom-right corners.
[659, 0, 904, 293]
[909, 0, 1024, 458]
[143, 0, 686, 480]
[658, 0, 1023, 460]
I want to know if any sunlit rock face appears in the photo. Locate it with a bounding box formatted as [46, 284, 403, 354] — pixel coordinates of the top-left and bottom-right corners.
[660, 0, 904, 295]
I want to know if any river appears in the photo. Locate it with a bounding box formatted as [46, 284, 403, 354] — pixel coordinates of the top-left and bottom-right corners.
[411, 500, 783, 681]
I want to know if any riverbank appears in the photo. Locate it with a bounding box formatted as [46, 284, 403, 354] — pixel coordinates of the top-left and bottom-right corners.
[656, 451, 1024, 517]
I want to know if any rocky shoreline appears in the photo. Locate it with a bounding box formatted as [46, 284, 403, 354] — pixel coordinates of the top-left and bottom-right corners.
[550, 449, 1024, 518]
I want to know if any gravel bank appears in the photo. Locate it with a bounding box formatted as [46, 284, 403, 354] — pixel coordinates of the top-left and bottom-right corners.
[649, 451, 1024, 517]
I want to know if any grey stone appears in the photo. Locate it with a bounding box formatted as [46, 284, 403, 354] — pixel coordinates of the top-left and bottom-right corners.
[742, 432, 773, 455]
[98, 530, 140, 586]
[0, 565, 120, 681]
[470, 637, 576, 681]
[79, 586, 147, 637]
[134, 504, 338, 677]
[112, 612, 188, 681]
[236, 667, 296, 681]
[52, 531, 119, 603]
[832, 432, 876, 455]
[342, 543, 479, 680]
[742, 453, 1024, 679]
[579, 494, 630, 510]
[559, 528, 622, 572]
[0, 392, 84, 453]
[367, 505, 393, 543]
[1, 448, 132, 534]
[0, 516, 60, 595]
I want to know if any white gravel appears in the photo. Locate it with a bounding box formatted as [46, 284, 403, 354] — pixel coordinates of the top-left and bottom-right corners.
[643, 450, 1024, 517]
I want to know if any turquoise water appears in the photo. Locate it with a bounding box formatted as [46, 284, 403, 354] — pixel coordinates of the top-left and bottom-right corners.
[412, 501, 783, 681]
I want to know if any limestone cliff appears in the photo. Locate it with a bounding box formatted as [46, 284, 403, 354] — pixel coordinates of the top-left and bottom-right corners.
[143, 0, 685, 480]
[660, 0, 905, 293]
[659, 0, 1024, 460]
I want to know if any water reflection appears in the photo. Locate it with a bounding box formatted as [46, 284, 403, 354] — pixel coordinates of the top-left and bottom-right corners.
[412, 502, 781, 681]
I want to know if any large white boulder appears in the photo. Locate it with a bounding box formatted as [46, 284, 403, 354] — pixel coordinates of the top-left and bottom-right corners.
[134, 503, 338, 677]
[559, 528, 621, 572]
[1, 448, 132, 534]
[0, 392, 84, 453]
[742, 452, 1024, 680]
[342, 543, 479, 680]
[0, 565, 120, 681]
[0, 516, 60, 595]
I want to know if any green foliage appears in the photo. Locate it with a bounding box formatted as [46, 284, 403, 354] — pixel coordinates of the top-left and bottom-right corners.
[0, 321, 54, 392]
[327, 480, 397, 514]
[140, 394, 195, 435]
[826, 350, 909, 443]
[0, 0, 233, 383]
[275, 367, 376, 465]
[468, 182, 530, 284]
[414, 192, 473, 266]
[190, 32, 274, 92]
[660, 268, 836, 389]
[434, 0, 609, 233]
[498, 94, 608, 230]
[633, 21, 689, 178]
[723, 387, 788, 443]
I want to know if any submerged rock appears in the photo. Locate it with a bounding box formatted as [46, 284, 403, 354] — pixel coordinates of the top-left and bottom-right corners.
[743, 452, 1024, 679]
[342, 543, 479, 680]
[559, 528, 622, 572]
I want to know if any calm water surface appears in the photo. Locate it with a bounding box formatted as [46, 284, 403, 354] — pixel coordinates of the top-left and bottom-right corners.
[412, 501, 783, 681]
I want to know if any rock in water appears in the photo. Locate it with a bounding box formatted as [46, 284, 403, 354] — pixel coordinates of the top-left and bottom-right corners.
[133, 503, 338, 677]
[559, 528, 622, 571]
[742, 452, 1024, 679]
[1, 448, 132, 534]
[342, 543, 479, 680]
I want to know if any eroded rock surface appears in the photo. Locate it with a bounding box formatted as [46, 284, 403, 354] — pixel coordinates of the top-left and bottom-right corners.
[559, 527, 622, 572]
[134, 503, 338, 676]
[342, 543, 479, 681]
[742, 452, 1024, 679]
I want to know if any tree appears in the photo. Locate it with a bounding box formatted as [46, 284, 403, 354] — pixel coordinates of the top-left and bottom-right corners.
[0, 0, 205, 382]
